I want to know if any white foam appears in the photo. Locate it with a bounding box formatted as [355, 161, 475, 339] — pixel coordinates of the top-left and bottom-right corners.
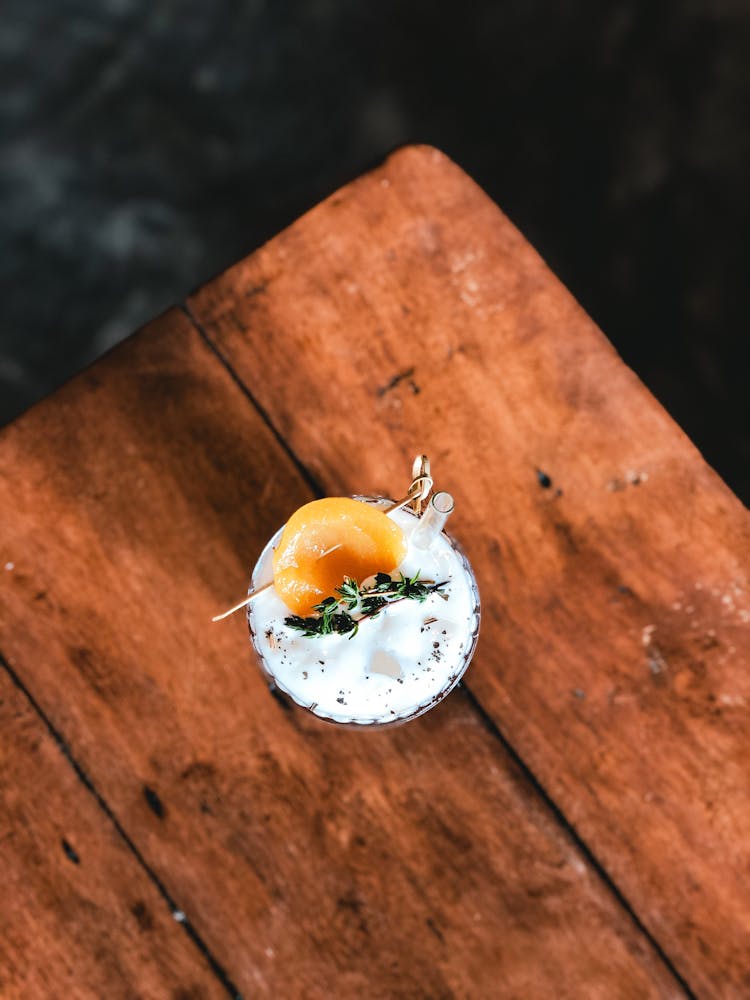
[248, 501, 480, 725]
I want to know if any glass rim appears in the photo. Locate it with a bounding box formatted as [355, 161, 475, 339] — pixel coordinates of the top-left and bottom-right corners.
[248, 494, 481, 728]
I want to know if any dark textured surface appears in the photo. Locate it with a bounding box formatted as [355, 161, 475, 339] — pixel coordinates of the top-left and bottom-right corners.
[2, 0, 748, 499]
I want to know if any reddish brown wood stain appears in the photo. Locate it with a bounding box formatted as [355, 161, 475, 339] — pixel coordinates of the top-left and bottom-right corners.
[0, 668, 223, 998]
[187, 146, 750, 996]
[0, 310, 682, 996]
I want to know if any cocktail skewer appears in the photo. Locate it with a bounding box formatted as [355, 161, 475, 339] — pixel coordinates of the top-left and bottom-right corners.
[213, 454, 434, 622]
[383, 457, 433, 515]
[211, 580, 274, 622]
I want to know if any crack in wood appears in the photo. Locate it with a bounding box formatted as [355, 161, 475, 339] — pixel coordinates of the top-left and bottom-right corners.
[0, 651, 244, 1000]
[458, 681, 697, 1000]
[376, 367, 418, 397]
[182, 303, 325, 500]
[61, 837, 80, 864]
[143, 785, 166, 819]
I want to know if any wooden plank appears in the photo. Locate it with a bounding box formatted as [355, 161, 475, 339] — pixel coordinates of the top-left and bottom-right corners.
[188, 144, 750, 996]
[0, 310, 682, 997]
[0, 666, 224, 999]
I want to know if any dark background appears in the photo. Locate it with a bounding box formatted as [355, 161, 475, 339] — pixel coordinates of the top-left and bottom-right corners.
[2, 1, 748, 500]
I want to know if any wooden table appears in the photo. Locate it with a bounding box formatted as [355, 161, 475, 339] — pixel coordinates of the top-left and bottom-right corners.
[1, 146, 748, 999]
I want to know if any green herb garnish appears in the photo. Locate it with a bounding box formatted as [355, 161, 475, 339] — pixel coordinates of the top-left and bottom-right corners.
[284, 572, 447, 639]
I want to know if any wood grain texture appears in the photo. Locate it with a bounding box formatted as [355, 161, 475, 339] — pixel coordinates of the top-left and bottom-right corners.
[0, 667, 223, 1000]
[0, 310, 681, 998]
[188, 144, 750, 997]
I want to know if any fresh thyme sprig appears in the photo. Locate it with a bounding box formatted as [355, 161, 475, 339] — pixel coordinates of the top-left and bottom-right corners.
[284, 572, 447, 639]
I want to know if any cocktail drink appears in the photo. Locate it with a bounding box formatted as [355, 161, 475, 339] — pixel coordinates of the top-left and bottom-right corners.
[244, 473, 480, 726]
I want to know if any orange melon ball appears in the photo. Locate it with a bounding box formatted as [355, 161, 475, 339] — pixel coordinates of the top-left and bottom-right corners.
[272, 497, 407, 615]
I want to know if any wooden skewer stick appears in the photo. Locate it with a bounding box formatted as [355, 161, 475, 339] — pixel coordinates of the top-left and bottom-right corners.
[383, 487, 420, 515]
[212, 542, 344, 623]
[211, 580, 275, 622]
[383, 469, 433, 516]
[214, 455, 434, 622]
[319, 543, 342, 558]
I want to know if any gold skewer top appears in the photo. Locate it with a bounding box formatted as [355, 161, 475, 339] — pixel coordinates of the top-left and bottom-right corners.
[411, 454, 432, 515]
[383, 455, 433, 515]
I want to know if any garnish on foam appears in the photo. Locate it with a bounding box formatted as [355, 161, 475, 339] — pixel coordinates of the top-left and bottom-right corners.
[272, 497, 408, 616]
[283, 570, 447, 639]
[211, 457, 436, 624]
